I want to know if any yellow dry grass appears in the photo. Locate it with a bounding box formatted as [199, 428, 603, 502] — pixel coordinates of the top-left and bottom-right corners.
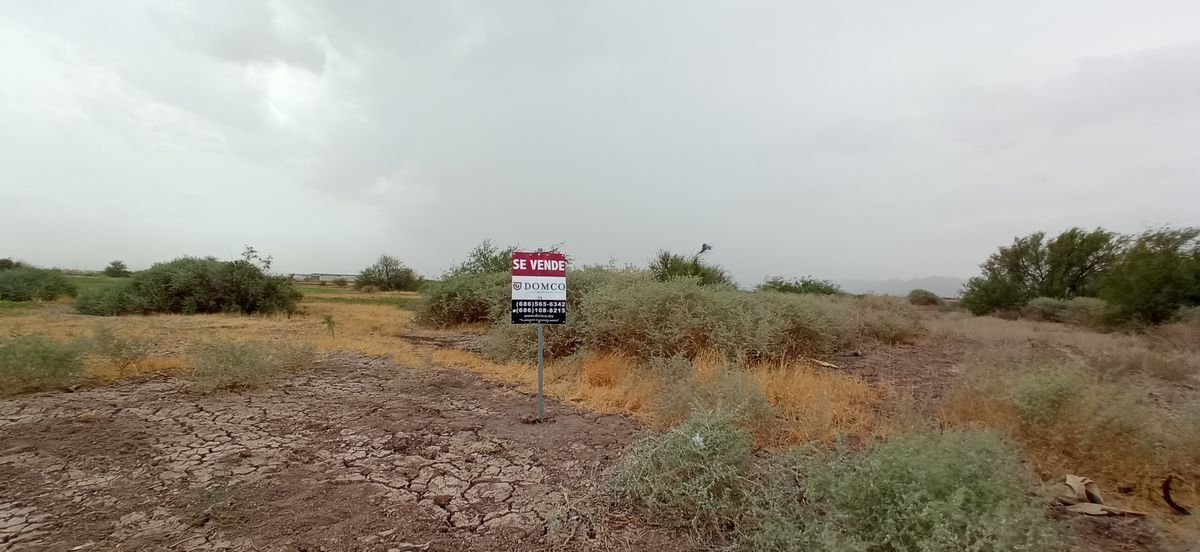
[749, 360, 885, 444]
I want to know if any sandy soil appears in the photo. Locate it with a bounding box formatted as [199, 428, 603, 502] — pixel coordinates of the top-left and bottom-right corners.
[0, 352, 684, 551]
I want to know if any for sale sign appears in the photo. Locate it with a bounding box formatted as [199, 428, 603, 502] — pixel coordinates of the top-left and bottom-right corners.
[511, 251, 567, 324]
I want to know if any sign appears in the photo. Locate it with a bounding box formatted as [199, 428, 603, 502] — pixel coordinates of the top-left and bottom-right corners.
[511, 251, 567, 324]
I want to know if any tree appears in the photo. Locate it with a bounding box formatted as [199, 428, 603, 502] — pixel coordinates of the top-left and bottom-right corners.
[1099, 227, 1200, 324]
[356, 255, 420, 291]
[103, 260, 132, 278]
[444, 240, 516, 278]
[961, 228, 1120, 314]
[0, 258, 24, 271]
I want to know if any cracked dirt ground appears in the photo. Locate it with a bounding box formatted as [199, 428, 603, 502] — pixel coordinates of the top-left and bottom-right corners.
[0, 352, 684, 551]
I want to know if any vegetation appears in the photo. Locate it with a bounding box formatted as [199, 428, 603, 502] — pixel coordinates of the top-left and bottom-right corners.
[963, 226, 1199, 325]
[906, 288, 942, 306]
[332, 277, 348, 288]
[103, 260, 132, 277]
[90, 325, 151, 374]
[758, 276, 844, 295]
[746, 430, 1060, 551]
[0, 335, 84, 395]
[1021, 296, 1068, 322]
[75, 257, 301, 316]
[356, 254, 421, 292]
[0, 267, 77, 301]
[415, 271, 511, 327]
[444, 239, 515, 278]
[0, 258, 27, 271]
[649, 246, 733, 287]
[189, 340, 314, 392]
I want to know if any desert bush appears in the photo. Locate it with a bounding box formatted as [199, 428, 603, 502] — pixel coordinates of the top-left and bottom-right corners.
[1100, 226, 1200, 324]
[103, 260, 131, 278]
[845, 295, 923, 344]
[356, 254, 421, 291]
[332, 277, 348, 288]
[75, 257, 300, 316]
[906, 288, 942, 306]
[649, 249, 733, 287]
[1061, 297, 1110, 328]
[0, 267, 77, 302]
[606, 412, 753, 539]
[0, 335, 84, 395]
[745, 430, 1060, 551]
[1085, 346, 1200, 382]
[416, 271, 511, 328]
[90, 325, 151, 373]
[189, 340, 314, 392]
[758, 276, 843, 295]
[649, 356, 777, 435]
[1022, 297, 1068, 322]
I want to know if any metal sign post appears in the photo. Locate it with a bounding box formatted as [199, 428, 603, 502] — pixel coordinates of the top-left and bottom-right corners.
[511, 250, 567, 422]
[536, 323, 544, 421]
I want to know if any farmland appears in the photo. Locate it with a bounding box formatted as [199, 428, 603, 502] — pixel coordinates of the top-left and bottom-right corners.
[2, 274, 1198, 551]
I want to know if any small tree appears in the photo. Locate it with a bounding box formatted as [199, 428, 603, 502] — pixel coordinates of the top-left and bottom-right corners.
[444, 239, 516, 278]
[103, 260, 132, 278]
[907, 289, 942, 306]
[356, 255, 420, 292]
[1100, 227, 1200, 324]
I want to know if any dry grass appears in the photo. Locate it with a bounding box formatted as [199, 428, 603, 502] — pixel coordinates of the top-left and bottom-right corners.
[749, 361, 885, 445]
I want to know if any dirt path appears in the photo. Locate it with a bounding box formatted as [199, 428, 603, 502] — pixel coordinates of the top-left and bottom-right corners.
[0, 352, 684, 551]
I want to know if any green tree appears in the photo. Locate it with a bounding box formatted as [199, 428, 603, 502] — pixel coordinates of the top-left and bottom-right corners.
[103, 260, 132, 278]
[1100, 227, 1200, 324]
[961, 228, 1120, 314]
[356, 255, 420, 291]
[0, 258, 24, 271]
[444, 239, 516, 278]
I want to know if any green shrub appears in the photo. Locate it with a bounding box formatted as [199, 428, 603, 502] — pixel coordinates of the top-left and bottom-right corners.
[415, 271, 511, 328]
[906, 288, 942, 306]
[75, 257, 301, 316]
[960, 275, 1025, 315]
[0, 258, 26, 271]
[758, 276, 844, 295]
[0, 267, 77, 302]
[189, 340, 314, 392]
[746, 430, 1060, 551]
[356, 254, 421, 291]
[1100, 226, 1200, 324]
[649, 249, 733, 287]
[847, 295, 924, 344]
[1022, 297, 1068, 322]
[0, 335, 84, 395]
[606, 412, 753, 539]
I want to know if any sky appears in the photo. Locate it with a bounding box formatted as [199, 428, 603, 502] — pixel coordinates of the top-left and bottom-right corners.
[2, 1, 1198, 285]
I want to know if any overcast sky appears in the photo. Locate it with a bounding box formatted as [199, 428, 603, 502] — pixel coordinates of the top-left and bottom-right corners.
[2, 1, 1198, 284]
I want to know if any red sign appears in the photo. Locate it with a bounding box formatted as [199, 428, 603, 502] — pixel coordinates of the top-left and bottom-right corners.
[511, 251, 568, 277]
[511, 251, 567, 324]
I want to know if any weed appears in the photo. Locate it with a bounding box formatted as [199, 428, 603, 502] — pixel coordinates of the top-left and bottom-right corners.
[90, 325, 152, 375]
[190, 340, 314, 392]
[321, 314, 336, 337]
[0, 335, 84, 395]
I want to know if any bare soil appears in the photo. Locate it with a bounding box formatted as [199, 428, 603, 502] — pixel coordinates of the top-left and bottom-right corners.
[0, 352, 685, 551]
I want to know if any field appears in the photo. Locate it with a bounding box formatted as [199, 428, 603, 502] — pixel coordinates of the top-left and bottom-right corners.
[1, 283, 1198, 551]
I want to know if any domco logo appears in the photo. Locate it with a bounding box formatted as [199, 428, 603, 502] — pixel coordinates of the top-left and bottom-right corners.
[516, 282, 565, 291]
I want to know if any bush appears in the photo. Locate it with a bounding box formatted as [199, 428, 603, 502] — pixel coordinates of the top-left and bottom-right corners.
[960, 275, 1025, 316]
[1061, 297, 1110, 328]
[90, 325, 151, 373]
[1022, 297, 1068, 322]
[0, 335, 84, 395]
[75, 257, 301, 316]
[649, 249, 733, 287]
[906, 288, 942, 306]
[0, 267, 77, 302]
[356, 255, 421, 291]
[415, 271, 511, 328]
[758, 276, 844, 295]
[606, 412, 753, 539]
[649, 356, 776, 433]
[1100, 226, 1200, 324]
[332, 277, 348, 288]
[746, 430, 1060, 551]
[847, 295, 923, 344]
[103, 260, 132, 278]
[0, 258, 26, 271]
[189, 340, 314, 392]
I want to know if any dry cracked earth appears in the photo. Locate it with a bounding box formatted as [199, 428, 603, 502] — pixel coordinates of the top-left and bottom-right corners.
[0, 352, 684, 551]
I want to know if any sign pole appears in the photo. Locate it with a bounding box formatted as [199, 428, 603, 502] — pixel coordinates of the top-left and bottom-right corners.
[536, 322, 544, 421]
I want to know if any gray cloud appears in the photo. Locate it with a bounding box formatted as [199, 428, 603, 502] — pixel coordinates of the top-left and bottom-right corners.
[2, 1, 1198, 283]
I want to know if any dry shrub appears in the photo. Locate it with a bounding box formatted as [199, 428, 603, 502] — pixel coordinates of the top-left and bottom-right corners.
[89, 324, 152, 375]
[1062, 297, 1111, 329]
[1022, 297, 1068, 322]
[1086, 346, 1200, 382]
[843, 295, 924, 344]
[190, 340, 315, 392]
[942, 356, 1200, 514]
[0, 335, 83, 395]
[647, 355, 777, 443]
[750, 361, 884, 445]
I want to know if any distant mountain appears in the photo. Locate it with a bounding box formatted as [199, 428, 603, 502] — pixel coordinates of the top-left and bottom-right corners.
[837, 276, 965, 298]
